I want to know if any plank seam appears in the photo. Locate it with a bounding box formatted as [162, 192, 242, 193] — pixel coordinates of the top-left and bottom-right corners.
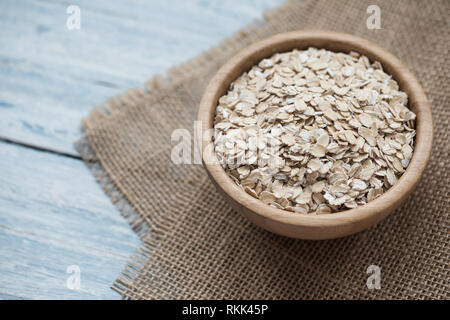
[0, 137, 81, 160]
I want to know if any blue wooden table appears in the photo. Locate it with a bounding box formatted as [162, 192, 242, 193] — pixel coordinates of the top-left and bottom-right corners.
[0, 0, 283, 299]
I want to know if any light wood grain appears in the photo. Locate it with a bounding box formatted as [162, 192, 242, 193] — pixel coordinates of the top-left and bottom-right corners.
[0, 141, 141, 299]
[0, 0, 282, 156]
[0, 0, 285, 299]
[198, 31, 433, 240]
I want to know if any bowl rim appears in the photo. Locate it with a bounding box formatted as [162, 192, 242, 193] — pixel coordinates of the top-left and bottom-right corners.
[197, 30, 433, 229]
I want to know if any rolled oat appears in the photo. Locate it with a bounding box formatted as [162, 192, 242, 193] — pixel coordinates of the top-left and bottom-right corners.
[213, 48, 416, 214]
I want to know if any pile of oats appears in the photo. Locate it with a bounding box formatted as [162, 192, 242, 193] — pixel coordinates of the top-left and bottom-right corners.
[213, 48, 416, 214]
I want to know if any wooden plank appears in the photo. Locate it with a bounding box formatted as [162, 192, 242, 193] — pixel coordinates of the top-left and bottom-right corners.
[0, 141, 140, 299]
[0, 0, 283, 156]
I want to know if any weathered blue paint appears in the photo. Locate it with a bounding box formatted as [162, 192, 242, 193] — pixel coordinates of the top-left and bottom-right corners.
[0, 0, 282, 155]
[0, 0, 284, 299]
[0, 141, 141, 299]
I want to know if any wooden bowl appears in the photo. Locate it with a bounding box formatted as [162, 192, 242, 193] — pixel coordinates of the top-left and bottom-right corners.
[197, 31, 433, 240]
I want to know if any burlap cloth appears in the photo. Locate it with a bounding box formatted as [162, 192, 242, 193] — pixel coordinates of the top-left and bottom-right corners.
[76, 0, 449, 299]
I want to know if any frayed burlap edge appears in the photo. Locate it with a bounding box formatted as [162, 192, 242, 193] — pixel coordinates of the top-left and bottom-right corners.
[74, 0, 301, 299]
[75, 0, 449, 299]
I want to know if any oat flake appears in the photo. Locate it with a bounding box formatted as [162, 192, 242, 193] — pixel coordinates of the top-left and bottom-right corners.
[213, 48, 416, 214]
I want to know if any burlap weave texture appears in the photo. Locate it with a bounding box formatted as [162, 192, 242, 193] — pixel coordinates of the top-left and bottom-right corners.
[76, 0, 449, 299]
